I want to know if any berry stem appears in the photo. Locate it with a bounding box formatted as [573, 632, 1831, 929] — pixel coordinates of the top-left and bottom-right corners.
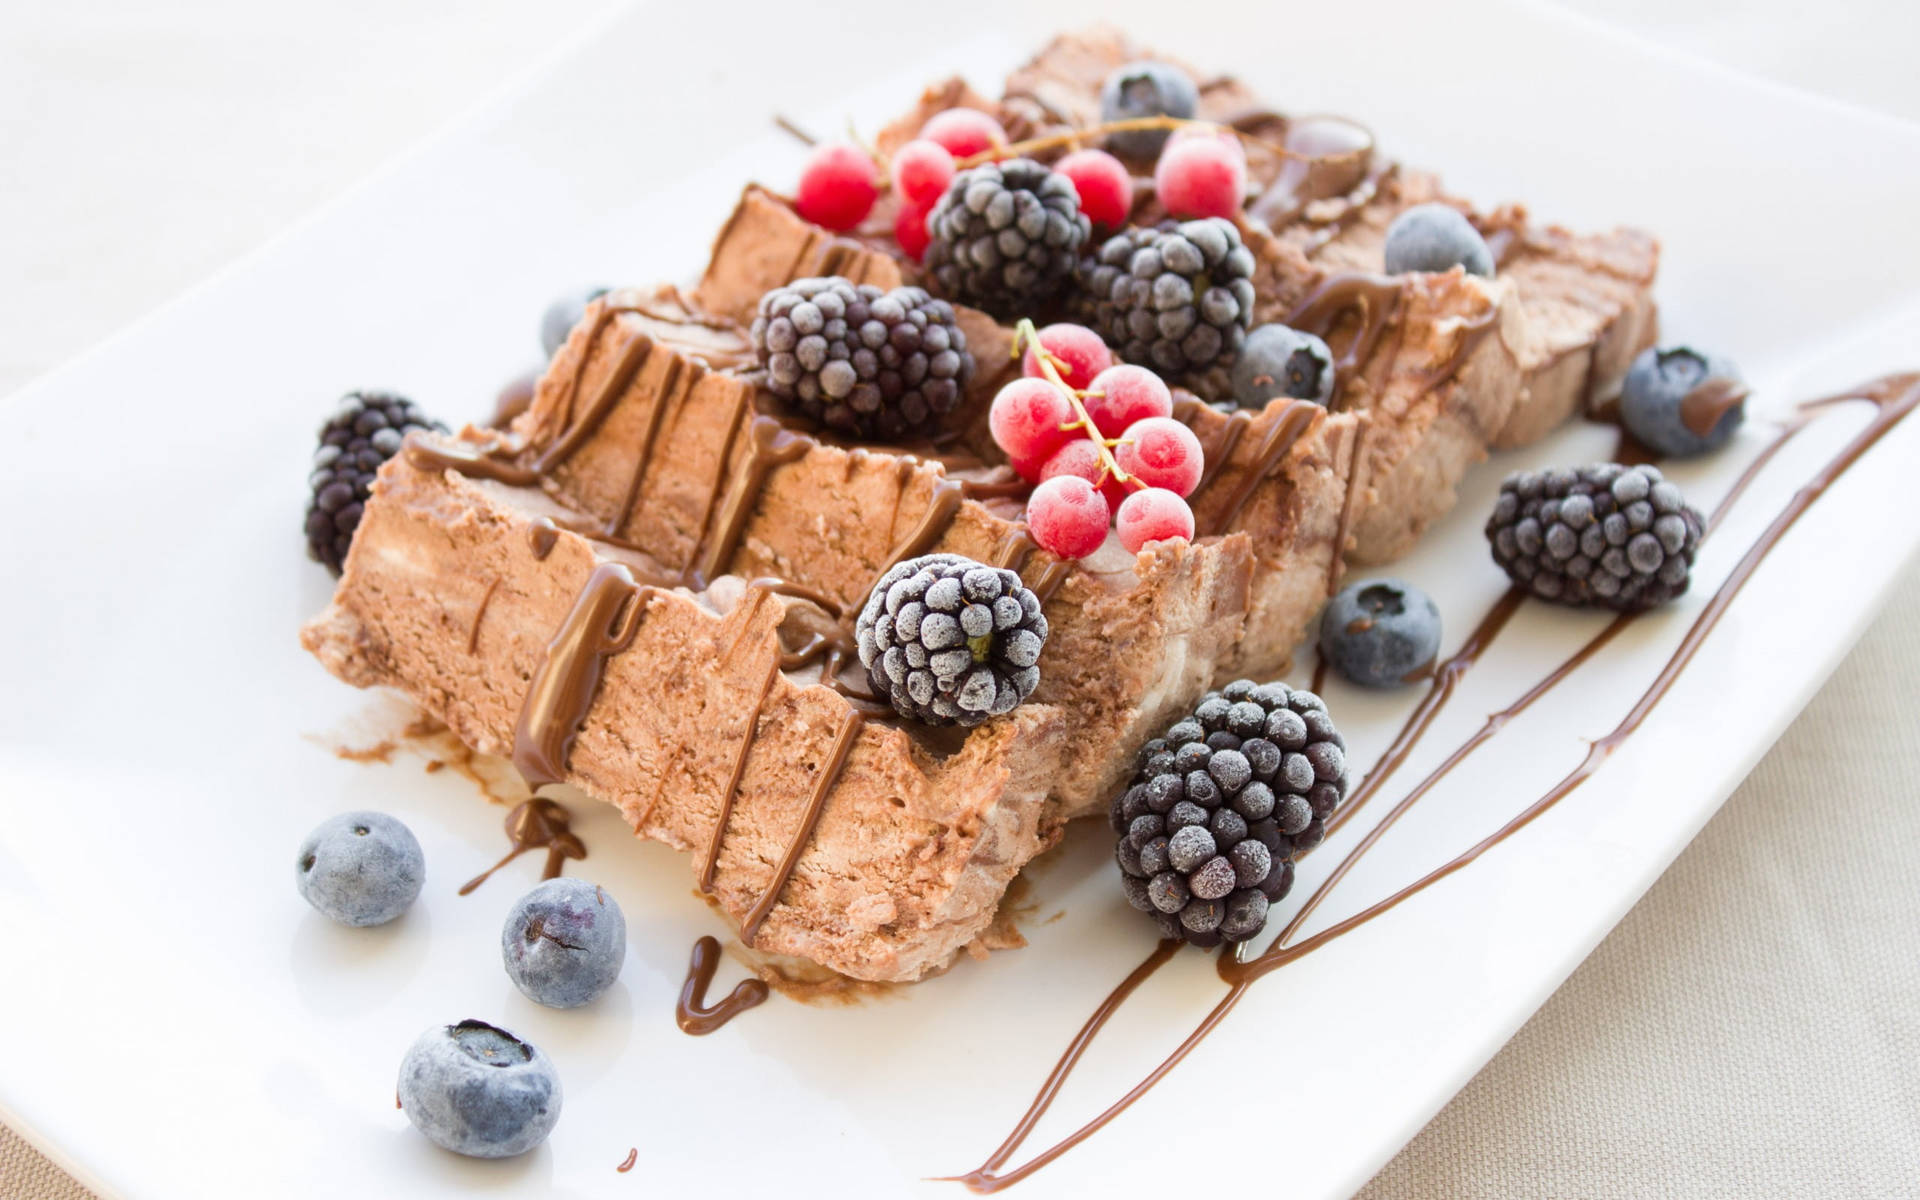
[957, 115, 1327, 171]
[1011, 319, 1140, 492]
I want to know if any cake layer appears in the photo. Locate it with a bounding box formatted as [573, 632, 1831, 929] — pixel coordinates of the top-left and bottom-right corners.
[304, 461, 1066, 982]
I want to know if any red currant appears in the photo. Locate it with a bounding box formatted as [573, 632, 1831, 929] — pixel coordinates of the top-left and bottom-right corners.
[989, 377, 1076, 474]
[1020, 323, 1113, 392]
[920, 108, 1007, 159]
[1083, 364, 1173, 438]
[1154, 129, 1246, 220]
[1039, 439, 1130, 512]
[1114, 416, 1204, 497]
[1055, 148, 1133, 230]
[894, 201, 933, 261]
[1114, 488, 1196, 553]
[891, 139, 956, 209]
[796, 143, 879, 231]
[1027, 475, 1112, 559]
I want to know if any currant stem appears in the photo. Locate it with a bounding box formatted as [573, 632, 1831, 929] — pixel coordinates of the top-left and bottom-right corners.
[957, 115, 1330, 171]
[1012, 319, 1140, 492]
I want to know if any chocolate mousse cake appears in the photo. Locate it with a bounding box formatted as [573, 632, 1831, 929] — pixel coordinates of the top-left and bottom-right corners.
[303, 28, 1660, 983]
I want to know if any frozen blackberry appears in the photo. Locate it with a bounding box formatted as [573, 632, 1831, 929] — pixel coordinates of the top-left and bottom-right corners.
[750, 277, 973, 440]
[305, 390, 445, 575]
[925, 159, 1090, 318]
[1110, 679, 1348, 947]
[1078, 218, 1256, 381]
[855, 553, 1049, 727]
[1487, 464, 1705, 611]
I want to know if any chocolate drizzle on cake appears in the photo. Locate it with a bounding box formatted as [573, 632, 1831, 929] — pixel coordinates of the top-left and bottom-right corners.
[1286, 273, 1406, 395]
[677, 935, 771, 1035]
[512, 562, 654, 790]
[948, 374, 1920, 1192]
[740, 708, 865, 945]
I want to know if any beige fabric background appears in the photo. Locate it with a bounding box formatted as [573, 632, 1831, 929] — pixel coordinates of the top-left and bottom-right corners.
[4, 2, 1917, 1196]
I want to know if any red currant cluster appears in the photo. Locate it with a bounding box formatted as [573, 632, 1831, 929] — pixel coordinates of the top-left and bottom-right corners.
[991, 321, 1203, 560]
[792, 108, 1252, 261]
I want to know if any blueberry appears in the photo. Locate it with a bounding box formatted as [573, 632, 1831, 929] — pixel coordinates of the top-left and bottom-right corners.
[540, 286, 610, 358]
[1382, 204, 1494, 278]
[1099, 61, 1199, 159]
[397, 1020, 562, 1158]
[1319, 578, 1442, 688]
[1619, 346, 1747, 458]
[501, 878, 626, 1009]
[295, 811, 424, 927]
[1230, 324, 1336, 409]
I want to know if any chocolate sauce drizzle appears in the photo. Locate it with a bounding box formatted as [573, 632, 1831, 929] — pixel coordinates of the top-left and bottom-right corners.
[677, 935, 771, 1035]
[739, 708, 865, 945]
[457, 798, 587, 896]
[947, 374, 1920, 1192]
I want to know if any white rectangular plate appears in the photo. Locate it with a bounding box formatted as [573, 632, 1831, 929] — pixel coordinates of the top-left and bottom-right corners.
[4, 2, 1919, 1197]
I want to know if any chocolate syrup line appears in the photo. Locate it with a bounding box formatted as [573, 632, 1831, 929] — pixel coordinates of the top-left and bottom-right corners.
[939, 939, 1180, 1186]
[512, 563, 653, 790]
[467, 577, 501, 654]
[1325, 420, 1372, 598]
[739, 708, 865, 946]
[608, 356, 691, 539]
[947, 375, 1919, 1191]
[700, 655, 783, 894]
[457, 798, 586, 896]
[617, 1147, 639, 1173]
[1286, 273, 1405, 393]
[676, 935, 771, 1035]
[1204, 401, 1321, 536]
[1308, 651, 1330, 696]
[1326, 587, 1527, 838]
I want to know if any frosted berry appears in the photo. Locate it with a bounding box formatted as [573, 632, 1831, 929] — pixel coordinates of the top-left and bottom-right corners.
[795, 143, 878, 232]
[1039, 439, 1130, 512]
[1114, 416, 1203, 497]
[891, 139, 956, 209]
[855, 553, 1048, 727]
[1083, 364, 1173, 437]
[894, 202, 933, 262]
[1619, 346, 1747, 458]
[1154, 128, 1246, 220]
[989, 377, 1077, 471]
[305, 390, 446, 575]
[1056, 148, 1133, 230]
[1099, 61, 1199, 159]
[1383, 203, 1494, 277]
[1318, 579, 1443, 688]
[920, 108, 1006, 159]
[1115, 488, 1195, 553]
[1021, 323, 1113, 391]
[1487, 464, 1704, 611]
[925, 159, 1089, 316]
[1111, 680, 1348, 946]
[1027, 475, 1111, 559]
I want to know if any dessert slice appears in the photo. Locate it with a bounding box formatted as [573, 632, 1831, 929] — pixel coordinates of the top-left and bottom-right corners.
[304, 458, 1068, 982]
[886, 28, 1659, 561]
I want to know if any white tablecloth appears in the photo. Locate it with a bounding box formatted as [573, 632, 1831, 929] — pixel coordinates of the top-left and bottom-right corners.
[4, 3, 1916, 1195]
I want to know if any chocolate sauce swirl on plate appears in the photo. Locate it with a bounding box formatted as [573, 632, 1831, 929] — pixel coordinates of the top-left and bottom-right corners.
[947, 374, 1920, 1192]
